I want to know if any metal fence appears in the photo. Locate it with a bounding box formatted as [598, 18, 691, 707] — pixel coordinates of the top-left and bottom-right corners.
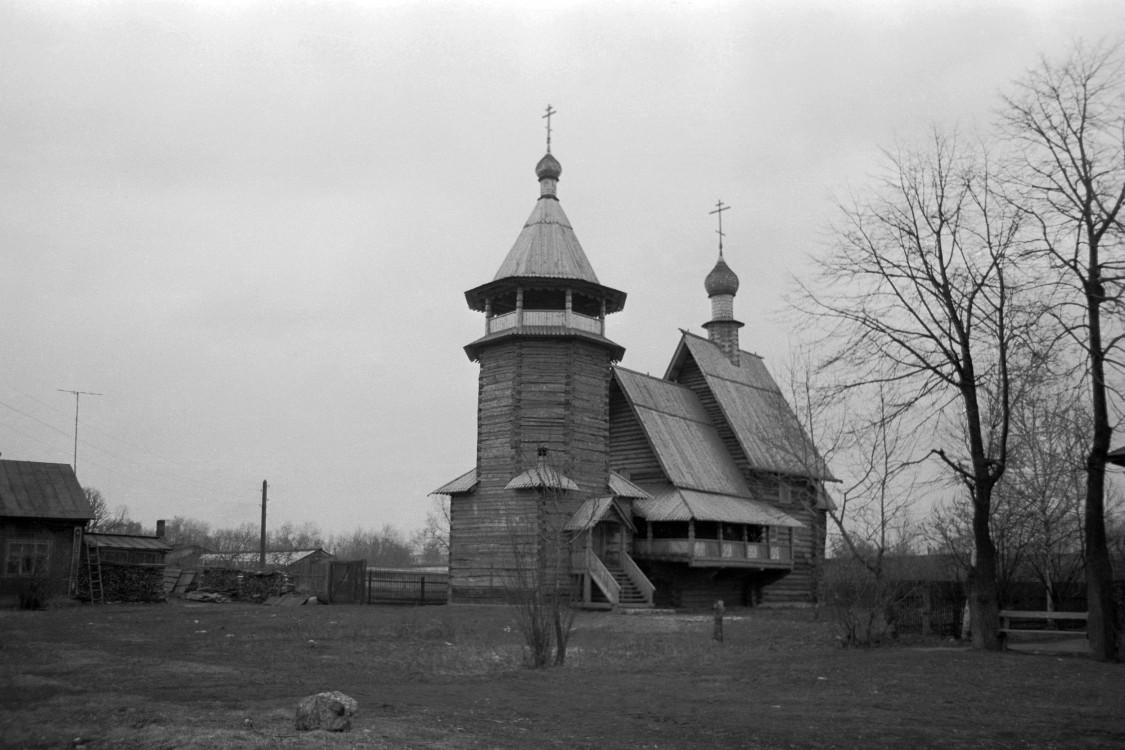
[365, 568, 448, 605]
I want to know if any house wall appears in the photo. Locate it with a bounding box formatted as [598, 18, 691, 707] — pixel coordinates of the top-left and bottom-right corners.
[452, 335, 616, 602]
[0, 520, 82, 601]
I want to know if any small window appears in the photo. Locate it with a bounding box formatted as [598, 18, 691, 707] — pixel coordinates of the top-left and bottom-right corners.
[5, 539, 52, 576]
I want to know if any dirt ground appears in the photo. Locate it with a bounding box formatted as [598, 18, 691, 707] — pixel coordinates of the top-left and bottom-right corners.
[1, 600, 1123, 749]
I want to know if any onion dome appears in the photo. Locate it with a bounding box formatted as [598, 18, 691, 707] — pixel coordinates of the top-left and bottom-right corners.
[536, 152, 562, 181]
[704, 254, 740, 297]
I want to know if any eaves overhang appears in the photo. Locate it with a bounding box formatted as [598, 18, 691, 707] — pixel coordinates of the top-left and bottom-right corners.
[464, 326, 626, 363]
[464, 277, 627, 315]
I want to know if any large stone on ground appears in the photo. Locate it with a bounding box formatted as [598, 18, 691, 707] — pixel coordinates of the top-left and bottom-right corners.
[295, 691, 357, 732]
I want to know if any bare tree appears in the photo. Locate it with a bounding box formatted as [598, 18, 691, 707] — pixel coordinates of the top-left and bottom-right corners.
[410, 496, 450, 565]
[84, 487, 141, 534]
[1001, 41, 1125, 661]
[801, 131, 1033, 649]
[504, 450, 583, 668]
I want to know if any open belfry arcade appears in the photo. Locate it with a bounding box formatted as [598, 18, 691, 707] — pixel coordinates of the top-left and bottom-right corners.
[433, 112, 834, 609]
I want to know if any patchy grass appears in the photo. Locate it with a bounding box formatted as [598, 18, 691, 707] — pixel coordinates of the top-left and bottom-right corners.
[1, 601, 1123, 749]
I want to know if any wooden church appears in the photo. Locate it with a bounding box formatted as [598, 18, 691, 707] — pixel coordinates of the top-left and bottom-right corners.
[433, 133, 834, 609]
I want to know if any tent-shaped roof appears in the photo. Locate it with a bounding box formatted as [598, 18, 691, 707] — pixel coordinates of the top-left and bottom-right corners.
[613, 368, 752, 497]
[665, 332, 835, 481]
[635, 485, 804, 528]
[492, 196, 600, 283]
[0, 459, 93, 521]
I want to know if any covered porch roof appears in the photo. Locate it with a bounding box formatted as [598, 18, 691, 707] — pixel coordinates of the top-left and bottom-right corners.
[635, 486, 804, 528]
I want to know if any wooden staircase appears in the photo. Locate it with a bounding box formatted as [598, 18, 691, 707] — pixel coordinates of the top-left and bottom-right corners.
[605, 565, 651, 608]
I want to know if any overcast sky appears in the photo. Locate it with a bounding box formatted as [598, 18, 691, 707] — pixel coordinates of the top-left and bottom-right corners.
[2, 0, 1121, 538]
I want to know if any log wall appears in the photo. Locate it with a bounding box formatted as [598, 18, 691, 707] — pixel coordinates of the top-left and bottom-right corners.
[451, 335, 617, 602]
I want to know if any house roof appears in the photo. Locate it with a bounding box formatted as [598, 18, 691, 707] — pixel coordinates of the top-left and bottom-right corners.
[608, 471, 651, 499]
[85, 533, 173, 551]
[1108, 445, 1125, 467]
[564, 497, 636, 532]
[431, 468, 478, 495]
[199, 548, 333, 568]
[613, 367, 752, 497]
[666, 333, 836, 481]
[635, 486, 804, 528]
[0, 459, 94, 521]
[505, 463, 580, 491]
[491, 173, 600, 284]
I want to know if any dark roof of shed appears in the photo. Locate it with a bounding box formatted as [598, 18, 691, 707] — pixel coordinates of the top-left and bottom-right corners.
[0, 459, 94, 520]
[85, 533, 173, 551]
[665, 333, 836, 482]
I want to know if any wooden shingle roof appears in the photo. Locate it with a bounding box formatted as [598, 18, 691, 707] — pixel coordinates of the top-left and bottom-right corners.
[635, 485, 804, 528]
[492, 190, 600, 284]
[613, 368, 752, 498]
[0, 459, 94, 521]
[431, 468, 478, 495]
[667, 333, 836, 481]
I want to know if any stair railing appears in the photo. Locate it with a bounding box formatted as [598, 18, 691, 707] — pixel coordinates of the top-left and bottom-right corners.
[620, 552, 654, 605]
[586, 548, 620, 604]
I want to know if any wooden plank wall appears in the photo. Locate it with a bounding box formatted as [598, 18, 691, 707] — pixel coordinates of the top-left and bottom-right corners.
[607, 378, 667, 485]
[451, 337, 616, 602]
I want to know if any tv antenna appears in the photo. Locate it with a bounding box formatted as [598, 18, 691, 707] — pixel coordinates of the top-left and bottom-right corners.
[57, 389, 101, 475]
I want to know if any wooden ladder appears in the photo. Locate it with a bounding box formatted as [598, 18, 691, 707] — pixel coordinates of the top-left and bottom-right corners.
[86, 544, 105, 604]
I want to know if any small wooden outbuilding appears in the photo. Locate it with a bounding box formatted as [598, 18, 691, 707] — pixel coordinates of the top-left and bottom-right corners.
[0, 459, 93, 604]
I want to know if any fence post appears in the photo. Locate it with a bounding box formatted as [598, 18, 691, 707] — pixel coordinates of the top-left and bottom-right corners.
[420, 575, 426, 604]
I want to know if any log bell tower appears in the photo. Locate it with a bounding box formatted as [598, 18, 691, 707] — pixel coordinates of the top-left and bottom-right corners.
[453, 146, 627, 601]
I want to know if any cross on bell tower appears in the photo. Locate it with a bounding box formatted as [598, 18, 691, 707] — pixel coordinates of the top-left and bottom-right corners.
[543, 104, 557, 154]
[710, 199, 729, 254]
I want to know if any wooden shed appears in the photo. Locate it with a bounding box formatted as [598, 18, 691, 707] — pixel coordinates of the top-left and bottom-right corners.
[0, 459, 94, 605]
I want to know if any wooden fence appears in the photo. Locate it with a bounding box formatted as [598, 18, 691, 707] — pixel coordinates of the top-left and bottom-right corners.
[365, 568, 448, 605]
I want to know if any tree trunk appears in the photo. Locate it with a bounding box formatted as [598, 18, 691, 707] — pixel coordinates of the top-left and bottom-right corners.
[970, 506, 1001, 650]
[1085, 448, 1117, 661]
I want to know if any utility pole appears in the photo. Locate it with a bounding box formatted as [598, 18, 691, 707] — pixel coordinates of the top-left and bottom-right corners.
[57, 389, 102, 476]
[260, 480, 268, 571]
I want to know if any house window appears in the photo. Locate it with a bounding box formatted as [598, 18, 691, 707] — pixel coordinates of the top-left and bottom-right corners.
[5, 539, 52, 576]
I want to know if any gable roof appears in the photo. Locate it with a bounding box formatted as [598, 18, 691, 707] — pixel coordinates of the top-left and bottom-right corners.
[565, 497, 636, 532]
[613, 367, 752, 498]
[666, 332, 835, 481]
[0, 459, 94, 521]
[608, 471, 651, 499]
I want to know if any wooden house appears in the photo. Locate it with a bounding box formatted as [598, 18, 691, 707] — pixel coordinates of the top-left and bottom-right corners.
[433, 145, 833, 608]
[0, 459, 93, 603]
